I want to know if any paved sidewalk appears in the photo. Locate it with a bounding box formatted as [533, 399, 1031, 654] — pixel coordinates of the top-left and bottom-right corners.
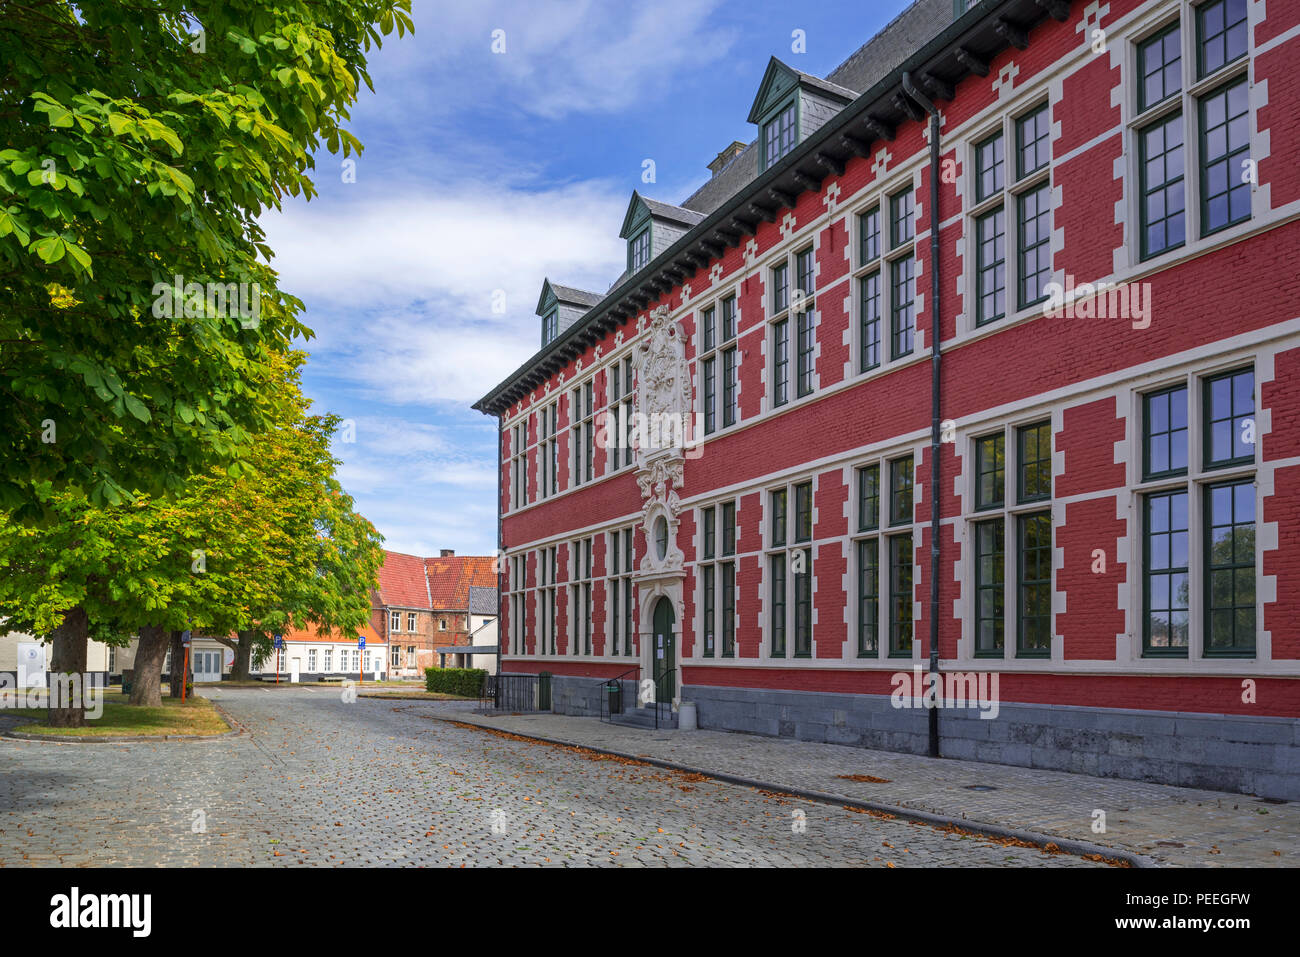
[446, 711, 1296, 867]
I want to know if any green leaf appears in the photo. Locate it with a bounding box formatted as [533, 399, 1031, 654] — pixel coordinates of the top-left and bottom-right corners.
[32, 236, 65, 263]
[124, 394, 151, 423]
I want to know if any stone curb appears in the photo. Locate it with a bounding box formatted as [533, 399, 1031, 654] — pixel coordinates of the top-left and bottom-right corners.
[441, 715, 1161, 868]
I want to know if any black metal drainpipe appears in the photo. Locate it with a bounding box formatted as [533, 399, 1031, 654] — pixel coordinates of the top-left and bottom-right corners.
[902, 72, 942, 759]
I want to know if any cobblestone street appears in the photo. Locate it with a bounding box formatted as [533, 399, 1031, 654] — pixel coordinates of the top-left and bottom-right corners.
[0, 688, 1105, 867]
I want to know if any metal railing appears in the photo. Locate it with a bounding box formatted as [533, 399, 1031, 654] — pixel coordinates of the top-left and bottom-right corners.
[491, 673, 540, 712]
[653, 666, 676, 730]
[598, 667, 640, 724]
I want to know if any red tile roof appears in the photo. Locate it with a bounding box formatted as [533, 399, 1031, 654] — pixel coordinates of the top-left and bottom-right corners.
[375, 550, 432, 610]
[280, 621, 382, 645]
[424, 555, 498, 611]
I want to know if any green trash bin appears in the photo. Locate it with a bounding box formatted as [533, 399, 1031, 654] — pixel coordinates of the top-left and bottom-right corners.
[538, 671, 552, 711]
[606, 681, 622, 715]
[121, 668, 134, 696]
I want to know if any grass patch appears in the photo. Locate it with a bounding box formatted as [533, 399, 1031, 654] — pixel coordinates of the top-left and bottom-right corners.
[4, 688, 229, 737]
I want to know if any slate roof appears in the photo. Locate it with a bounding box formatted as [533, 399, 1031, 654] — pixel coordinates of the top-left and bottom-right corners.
[549, 284, 603, 308]
[468, 586, 498, 616]
[640, 197, 707, 227]
[680, 0, 950, 216]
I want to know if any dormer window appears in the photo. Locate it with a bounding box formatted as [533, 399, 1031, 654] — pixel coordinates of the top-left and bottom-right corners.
[629, 227, 651, 272]
[764, 103, 797, 168]
[748, 58, 853, 174]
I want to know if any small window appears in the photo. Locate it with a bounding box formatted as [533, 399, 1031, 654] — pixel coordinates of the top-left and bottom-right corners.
[858, 206, 881, 264]
[889, 189, 914, 249]
[1204, 367, 1255, 469]
[629, 228, 651, 272]
[439, 618, 448, 631]
[1143, 385, 1189, 479]
[770, 489, 787, 547]
[889, 456, 914, 526]
[794, 482, 813, 543]
[389, 610, 400, 632]
[1197, 0, 1248, 79]
[1015, 104, 1051, 180]
[857, 465, 880, 532]
[975, 433, 1006, 510]
[1138, 24, 1182, 112]
[1017, 421, 1052, 503]
[974, 132, 1005, 202]
[764, 103, 797, 168]
[407, 612, 417, 632]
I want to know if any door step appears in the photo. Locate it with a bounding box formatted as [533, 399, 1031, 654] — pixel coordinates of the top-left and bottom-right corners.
[607, 705, 678, 730]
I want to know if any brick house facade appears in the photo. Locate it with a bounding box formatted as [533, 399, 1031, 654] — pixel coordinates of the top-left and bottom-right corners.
[474, 0, 1300, 799]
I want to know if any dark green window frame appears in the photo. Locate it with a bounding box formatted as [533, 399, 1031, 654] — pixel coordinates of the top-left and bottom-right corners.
[793, 559, 812, 657]
[975, 205, 1007, 325]
[772, 319, 789, 407]
[794, 481, 812, 543]
[857, 464, 880, 531]
[1198, 77, 1251, 237]
[858, 206, 881, 264]
[890, 455, 914, 526]
[859, 271, 881, 372]
[796, 308, 815, 397]
[890, 254, 915, 359]
[722, 346, 738, 428]
[629, 227, 651, 273]
[763, 101, 797, 170]
[1203, 366, 1255, 469]
[1196, 0, 1249, 80]
[1016, 184, 1051, 309]
[772, 261, 789, 313]
[975, 432, 1006, 510]
[1204, 478, 1256, 657]
[888, 533, 914, 657]
[701, 305, 716, 352]
[722, 501, 736, 556]
[721, 561, 736, 657]
[1138, 111, 1186, 260]
[702, 506, 716, 560]
[974, 518, 1005, 657]
[1143, 489, 1190, 657]
[722, 295, 738, 341]
[1017, 420, 1051, 504]
[975, 131, 1005, 203]
[1138, 23, 1182, 113]
[1016, 512, 1052, 657]
[1143, 385, 1189, 480]
[542, 309, 558, 345]
[702, 356, 716, 435]
[1015, 103, 1051, 180]
[857, 538, 879, 657]
[769, 554, 786, 658]
[890, 188, 914, 249]
[771, 488, 787, 547]
[701, 564, 716, 657]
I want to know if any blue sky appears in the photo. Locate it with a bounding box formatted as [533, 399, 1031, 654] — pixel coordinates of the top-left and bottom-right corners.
[260, 0, 917, 557]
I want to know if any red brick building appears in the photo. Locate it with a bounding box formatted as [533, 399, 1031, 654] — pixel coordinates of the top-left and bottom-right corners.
[374, 549, 497, 677]
[474, 0, 1300, 799]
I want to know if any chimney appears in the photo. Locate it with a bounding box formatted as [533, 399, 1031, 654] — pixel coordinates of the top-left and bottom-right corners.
[440, 549, 455, 557]
[708, 141, 746, 178]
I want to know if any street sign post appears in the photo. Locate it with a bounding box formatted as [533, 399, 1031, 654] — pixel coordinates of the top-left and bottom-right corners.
[357, 635, 365, 687]
[274, 634, 283, 685]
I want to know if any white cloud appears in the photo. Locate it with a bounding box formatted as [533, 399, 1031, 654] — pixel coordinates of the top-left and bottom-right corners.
[367, 0, 737, 121]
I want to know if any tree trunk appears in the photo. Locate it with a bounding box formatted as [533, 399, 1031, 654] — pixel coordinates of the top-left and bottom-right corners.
[129, 625, 169, 706]
[47, 606, 89, 728]
[227, 631, 257, 681]
[166, 630, 191, 699]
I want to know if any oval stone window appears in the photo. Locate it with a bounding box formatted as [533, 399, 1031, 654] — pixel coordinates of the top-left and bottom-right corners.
[654, 516, 669, 560]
